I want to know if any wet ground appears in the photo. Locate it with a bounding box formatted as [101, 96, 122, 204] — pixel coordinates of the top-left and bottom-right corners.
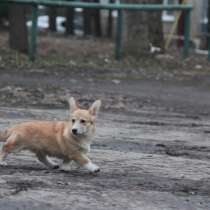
[0, 65, 210, 209]
[0, 105, 210, 210]
[0, 32, 210, 209]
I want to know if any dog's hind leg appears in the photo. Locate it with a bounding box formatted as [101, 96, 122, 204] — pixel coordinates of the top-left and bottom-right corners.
[0, 151, 8, 166]
[36, 153, 59, 169]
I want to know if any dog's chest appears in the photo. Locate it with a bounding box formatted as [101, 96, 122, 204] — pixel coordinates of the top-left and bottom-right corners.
[79, 143, 90, 153]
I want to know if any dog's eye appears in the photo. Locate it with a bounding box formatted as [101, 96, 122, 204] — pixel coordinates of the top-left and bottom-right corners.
[72, 119, 75, 123]
[80, 119, 86, 124]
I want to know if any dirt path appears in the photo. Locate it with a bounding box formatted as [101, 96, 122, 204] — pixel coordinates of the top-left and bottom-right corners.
[0, 49, 210, 209]
[1, 27, 210, 208]
[0, 98, 210, 209]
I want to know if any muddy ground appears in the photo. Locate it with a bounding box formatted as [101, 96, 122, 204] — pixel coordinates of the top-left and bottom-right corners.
[0, 32, 210, 209]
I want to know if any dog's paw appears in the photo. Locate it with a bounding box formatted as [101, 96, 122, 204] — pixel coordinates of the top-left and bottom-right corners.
[51, 164, 59, 169]
[0, 161, 7, 166]
[60, 164, 72, 172]
[84, 162, 100, 173]
[92, 167, 100, 173]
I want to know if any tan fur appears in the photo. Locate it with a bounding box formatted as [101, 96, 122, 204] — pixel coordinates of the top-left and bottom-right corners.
[0, 98, 101, 173]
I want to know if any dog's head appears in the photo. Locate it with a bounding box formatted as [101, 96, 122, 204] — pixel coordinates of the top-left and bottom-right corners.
[68, 97, 101, 138]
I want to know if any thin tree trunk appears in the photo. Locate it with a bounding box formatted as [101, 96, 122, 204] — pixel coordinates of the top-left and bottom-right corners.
[107, 0, 114, 38]
[8, 5, 28, 53]
[48, 8, 57, 32]
[83, 0, 92, 35]
[83, 0, 102, 37]
[66, 8, 75, 35]
[208, 0, 210, 39]
[93, 0, 102, 37]
[177, 0, 184, 47]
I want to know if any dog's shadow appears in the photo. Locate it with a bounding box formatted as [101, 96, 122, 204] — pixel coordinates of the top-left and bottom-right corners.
[0, 164, 47, 171]
[0, 164, 100, 177]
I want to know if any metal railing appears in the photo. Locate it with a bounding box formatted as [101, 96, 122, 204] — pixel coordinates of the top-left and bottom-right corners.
[0, 0, 193, 61]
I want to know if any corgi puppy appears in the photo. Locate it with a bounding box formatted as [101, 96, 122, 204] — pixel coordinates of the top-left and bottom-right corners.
[0, 97, 101, 173]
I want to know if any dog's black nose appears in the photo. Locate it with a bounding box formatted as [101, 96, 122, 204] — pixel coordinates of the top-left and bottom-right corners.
[72, 129, 78, 135]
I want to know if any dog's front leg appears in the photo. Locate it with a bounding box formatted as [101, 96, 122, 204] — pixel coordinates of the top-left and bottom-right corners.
[72, 154, 100, 173]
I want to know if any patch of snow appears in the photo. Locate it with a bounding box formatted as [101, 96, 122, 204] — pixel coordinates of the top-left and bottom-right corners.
[27, 15, 66, 33]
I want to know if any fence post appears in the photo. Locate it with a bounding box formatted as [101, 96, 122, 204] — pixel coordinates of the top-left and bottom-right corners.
[29, 4, 38, 61]
[115, 9, 123, 60]
[208, 35, 210, 61]
[183, 9, 191, 58]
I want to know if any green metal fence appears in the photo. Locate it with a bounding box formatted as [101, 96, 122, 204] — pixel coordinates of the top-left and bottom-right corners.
[0, 0, 193, 61]
[0, 5, 8, 16]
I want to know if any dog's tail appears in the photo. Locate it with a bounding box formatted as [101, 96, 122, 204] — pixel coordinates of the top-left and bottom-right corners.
[0, 129, 10, 142]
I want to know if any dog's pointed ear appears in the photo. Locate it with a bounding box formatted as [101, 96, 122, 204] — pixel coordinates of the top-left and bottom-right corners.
[68, 97, 78, 113]
[89, 100, 101, 117]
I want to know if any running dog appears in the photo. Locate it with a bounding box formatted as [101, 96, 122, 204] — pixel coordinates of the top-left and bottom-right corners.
[0, 97, 101, 173]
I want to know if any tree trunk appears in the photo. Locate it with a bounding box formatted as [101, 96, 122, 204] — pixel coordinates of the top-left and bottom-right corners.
[208, 0, 210, 43]
[177, 0, 184, 47]
[93, 0, 102, 37]
[66, 8, 75, 35]
[148, 0, 164, 50]
[48, 8, 57, 32]
[83, 0, 92, 35]
[83, 10, 92, 35]
[123, 0, 164, 56]
[8, 5, 28, 53]
[106, 0, 114, 38]
[83, 0, 102, 37]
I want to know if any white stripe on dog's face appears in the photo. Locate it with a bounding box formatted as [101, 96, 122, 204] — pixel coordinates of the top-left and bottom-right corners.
[71, 119, 88, 135]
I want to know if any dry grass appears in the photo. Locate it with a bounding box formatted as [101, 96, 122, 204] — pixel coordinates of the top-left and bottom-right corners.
[1, 30, 210, 81]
